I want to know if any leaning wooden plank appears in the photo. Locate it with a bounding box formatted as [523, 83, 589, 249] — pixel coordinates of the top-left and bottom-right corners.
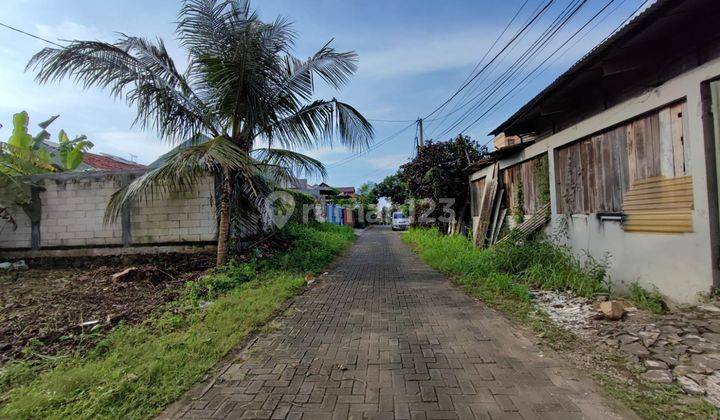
[488, 187, 504, 244]
[478, 180, 499, 247]
[491, 209, 507, 244]
[495, 202, 551, 245]
[474, 163, 499, 247]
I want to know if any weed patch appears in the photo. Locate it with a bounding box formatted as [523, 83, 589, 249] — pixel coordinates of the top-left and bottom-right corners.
[629, 282, 667, 315]
[0, 223, 354, 419]
[594, 372, 717, 419]
[403, 228, 609, 299]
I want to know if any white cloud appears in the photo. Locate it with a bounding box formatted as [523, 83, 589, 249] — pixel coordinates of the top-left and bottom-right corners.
[35, 20, 105, 43]
[358, 29, 497, 78]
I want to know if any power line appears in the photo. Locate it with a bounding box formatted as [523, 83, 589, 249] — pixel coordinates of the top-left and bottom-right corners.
[433, 0, 591, 140]
[425, 0, 531, 138]
[471, 0, 647, 150]
[326, 122, 416, 168]
[471, 0, 634, 136]
[422, 0, 557, 120]
[426, 0, 570, 139]
[455, 0, 611, 137]
[0, 21, 64, 47]
[368, 118, 417, 123]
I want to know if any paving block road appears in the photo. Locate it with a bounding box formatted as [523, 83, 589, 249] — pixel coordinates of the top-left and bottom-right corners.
[163, 226, 634, 419]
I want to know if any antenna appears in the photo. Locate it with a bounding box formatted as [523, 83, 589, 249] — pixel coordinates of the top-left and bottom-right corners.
[129, 153, 138, 162]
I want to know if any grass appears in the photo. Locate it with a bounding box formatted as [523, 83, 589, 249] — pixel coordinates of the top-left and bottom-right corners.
[402, 228, 605, 348]
[0, 222, 355, 419]
[629, 282, 667, 315]
[403, 227, 716, 419]
[595, 372, 718, 419]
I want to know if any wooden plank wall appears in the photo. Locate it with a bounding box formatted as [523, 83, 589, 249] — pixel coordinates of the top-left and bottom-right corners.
[556, 101, 688, 216]
[502, 155, 544, 216]
[556, 125, 629, 213]
[470, 178, 486, 217]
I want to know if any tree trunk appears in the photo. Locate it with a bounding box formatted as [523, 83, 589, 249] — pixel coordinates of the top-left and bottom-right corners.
[216, 166, 232, 266]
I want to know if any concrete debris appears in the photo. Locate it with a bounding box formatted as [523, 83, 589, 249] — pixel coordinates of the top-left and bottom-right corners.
[599, 300, 625, 320]
[0, 260, 28, 270]
[533, 287, 720, 406]
[643, 369, 674, 384]
[678, 376, 705, 395]
[531, 290, 596, 332]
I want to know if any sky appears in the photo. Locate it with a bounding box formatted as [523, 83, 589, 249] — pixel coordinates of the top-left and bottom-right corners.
[0, 0, 651, 189]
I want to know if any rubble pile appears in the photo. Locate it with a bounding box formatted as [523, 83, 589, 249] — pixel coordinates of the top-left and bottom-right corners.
[535, 290, 720, 406]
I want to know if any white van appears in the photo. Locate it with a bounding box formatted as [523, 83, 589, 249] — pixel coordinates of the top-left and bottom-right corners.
[391, 211, 410, 231]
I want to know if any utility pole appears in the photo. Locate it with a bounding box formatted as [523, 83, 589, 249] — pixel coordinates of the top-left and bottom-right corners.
[417, 118, 424, 148]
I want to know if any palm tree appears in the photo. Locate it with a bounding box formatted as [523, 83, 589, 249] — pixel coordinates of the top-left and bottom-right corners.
[27, 0, 374, 265]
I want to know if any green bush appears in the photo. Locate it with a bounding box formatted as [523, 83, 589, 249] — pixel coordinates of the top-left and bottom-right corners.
[268, 222, 355, 273]
[629, 282, 667, 314]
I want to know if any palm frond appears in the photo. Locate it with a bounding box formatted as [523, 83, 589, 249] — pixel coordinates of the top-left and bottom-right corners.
[265, 99, 374, 151]
[251, 148, 327, 179]
[104, 136, 254, 223]
[27, 37, 216, 142]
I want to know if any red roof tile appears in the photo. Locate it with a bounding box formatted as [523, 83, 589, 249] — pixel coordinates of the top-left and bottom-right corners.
[83, 153, 146, 170]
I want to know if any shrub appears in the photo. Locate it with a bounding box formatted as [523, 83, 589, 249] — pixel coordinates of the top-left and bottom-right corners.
[629, 282, 667, 314]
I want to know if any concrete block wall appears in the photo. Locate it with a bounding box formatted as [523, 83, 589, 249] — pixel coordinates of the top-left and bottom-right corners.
[0, 170, 217, 253]
[0, 204, 32, 249]
[40, 174, 124, 247]
[131, 177, 216, 244]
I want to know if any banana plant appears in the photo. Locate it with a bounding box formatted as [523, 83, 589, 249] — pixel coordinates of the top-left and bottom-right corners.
[0, 111, 93, 220]
[57, 130, 93, 171]
[3, 111, 56, 175]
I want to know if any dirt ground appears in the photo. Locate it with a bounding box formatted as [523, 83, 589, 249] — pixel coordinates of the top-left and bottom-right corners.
[0, 253, 214, 364]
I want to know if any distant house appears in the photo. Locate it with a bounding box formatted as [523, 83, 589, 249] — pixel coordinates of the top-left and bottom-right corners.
[334, 186, 356, 198]
[288, 180, 356, 200]
[469, 0, 720, 303]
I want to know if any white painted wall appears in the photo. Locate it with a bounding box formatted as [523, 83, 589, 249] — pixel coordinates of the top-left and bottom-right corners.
[470, 57, 720, 304]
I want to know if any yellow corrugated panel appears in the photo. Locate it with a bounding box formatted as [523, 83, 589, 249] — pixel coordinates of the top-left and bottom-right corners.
[622, 176, 693, 234]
